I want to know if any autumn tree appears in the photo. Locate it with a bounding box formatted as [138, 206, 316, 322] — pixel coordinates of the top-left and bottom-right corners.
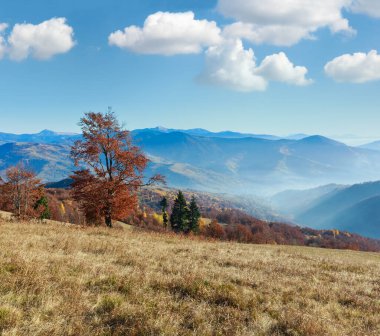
[70, 110, 163, 227]
[205, 219, 225, 239]
[0, 165, 43, 218]
[187, 196, 201, 233]
[170, 191, 188, 233]
[159, 196, 169, 228]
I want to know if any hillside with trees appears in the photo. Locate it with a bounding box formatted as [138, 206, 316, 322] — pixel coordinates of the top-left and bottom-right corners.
[1, 112, 380, 252]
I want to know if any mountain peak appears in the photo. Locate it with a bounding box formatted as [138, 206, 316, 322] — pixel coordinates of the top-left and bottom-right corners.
[154, 126, 169, 132]
[38, 129, 56, 136]
[300, 135, 344, 146]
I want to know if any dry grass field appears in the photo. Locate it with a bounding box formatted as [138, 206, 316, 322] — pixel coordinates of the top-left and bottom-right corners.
[0, 219, 379, 336]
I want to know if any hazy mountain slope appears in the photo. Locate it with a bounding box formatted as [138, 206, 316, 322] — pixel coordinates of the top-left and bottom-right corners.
[2, 129, 380, 194]
[271, 184, 347, 217]
[296, 181, 380, 238]
[326, 196, 380, 238]
[135, 131, 380, 193]
[360, 141, 380, 151]
[0, 142, 75, 181]
[0, 130, 80, 145]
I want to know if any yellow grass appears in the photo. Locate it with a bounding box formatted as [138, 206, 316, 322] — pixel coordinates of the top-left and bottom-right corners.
[0, 220, 379, 335]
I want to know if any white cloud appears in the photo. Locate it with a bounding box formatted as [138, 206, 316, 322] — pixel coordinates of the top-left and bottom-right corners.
[350, 0, 380, 18]
[108, 11, 222, 56]
[257, 52, 313, 86]
[325, 50, 380, 83]
[7, 18, 75, 61]
[200, 39, 267, 92]
[223, 22, 313, 47]
[218, 0, 354, 46]
[199, 39, 312, 92]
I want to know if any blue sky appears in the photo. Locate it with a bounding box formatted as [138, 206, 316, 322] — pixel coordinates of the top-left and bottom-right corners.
[0, 0, 380, 143]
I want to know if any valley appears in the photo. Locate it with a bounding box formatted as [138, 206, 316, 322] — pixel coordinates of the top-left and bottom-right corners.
[2, 129, 380, 195]
[2, 128, 380, 240]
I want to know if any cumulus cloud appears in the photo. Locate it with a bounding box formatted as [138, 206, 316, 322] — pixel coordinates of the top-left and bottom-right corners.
[218, 0, 354, 46]
[199, 39, 312, 92]
[109, 11, 222, 55]
[257, 52, 313, 86]
[325, 50, 380, 83]
[200, 39, 267, 92]
[7, 18, 75, 60]
[350, 0, 380, 18]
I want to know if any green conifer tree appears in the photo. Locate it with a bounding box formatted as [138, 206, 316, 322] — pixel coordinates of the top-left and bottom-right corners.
[187, 196, 201, 233]
[170, 191, 188, 233]
[160, 196, 169, 228]
[34, 196, 51, 220]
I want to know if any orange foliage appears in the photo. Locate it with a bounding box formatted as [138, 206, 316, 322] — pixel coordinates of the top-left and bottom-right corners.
[70, 111, 163, 227]
[0, 165, 43, 218]
[204, 219, 226, 239]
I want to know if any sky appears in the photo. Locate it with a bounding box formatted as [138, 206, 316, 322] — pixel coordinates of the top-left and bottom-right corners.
[0, 0, 380, 142]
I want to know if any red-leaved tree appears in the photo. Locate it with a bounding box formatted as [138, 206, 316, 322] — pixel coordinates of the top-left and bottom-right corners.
[70, 110, 163, 227]
[0, 165, 43, 218]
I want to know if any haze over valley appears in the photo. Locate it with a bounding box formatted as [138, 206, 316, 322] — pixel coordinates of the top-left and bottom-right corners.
[2, 128, 380, 195]
[2, 127, 380, 239]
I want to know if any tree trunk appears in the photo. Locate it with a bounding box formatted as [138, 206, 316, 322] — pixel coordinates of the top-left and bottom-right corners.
[104, 197, 113, 228]
[105, 213, 112, 228]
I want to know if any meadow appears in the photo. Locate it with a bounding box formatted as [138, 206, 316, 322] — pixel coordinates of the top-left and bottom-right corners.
[0, 219, 379, 335]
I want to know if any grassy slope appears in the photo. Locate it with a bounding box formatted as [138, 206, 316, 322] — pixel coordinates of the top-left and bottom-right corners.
[0, 221, 379, 336]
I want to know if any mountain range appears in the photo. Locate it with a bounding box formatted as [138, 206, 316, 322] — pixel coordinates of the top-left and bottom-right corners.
[272, 181, 380, 239]
[132, 127, 309, 141]
[2, 128, 380, 195]
[132, 130, 380, 194]
[2, 128, 380, 238]
[0, 129, 80, 145]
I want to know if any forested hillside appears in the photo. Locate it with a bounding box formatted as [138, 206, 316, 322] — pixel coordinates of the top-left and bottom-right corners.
[40, 187, 380, 252]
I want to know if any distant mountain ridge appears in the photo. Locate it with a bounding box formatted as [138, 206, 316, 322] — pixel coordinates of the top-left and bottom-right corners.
[1, 127, 308, 143]
[132, 127, 286, 140]
[2, 128, 380, 195]
[0, 129, 80, 145]
[271, 184, 347, 217]
[133, 131, 380, 193]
